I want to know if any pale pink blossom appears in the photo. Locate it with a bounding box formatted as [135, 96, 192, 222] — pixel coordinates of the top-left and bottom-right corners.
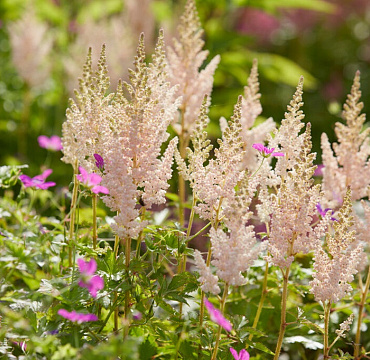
[38, 135, 63, 151]
[19, 169, 55, 190]
[57, 309, 98, 323]
[76, 167, 109, 195]
[77, 258, 104, 298]
[230, 348, 250, 360]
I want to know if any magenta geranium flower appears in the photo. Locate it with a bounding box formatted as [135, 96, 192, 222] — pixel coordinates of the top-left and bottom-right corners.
[230, 348, 249, 360]
[252, 143, 284, 158]
[316, 203, 337, 221]
[314, 164, 324, 176]
[57, 309, 98, 323]
[204, 298, 232, 332]
[37, 135, 63, 151]
[19, 169, 56, 190]
[76, 167, 109, 194]
[94, 154, 104, 171]
[77, 258, 104, 298]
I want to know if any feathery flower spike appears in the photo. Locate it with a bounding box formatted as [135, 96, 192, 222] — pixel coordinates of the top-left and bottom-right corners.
[77, 258, 104, 298]
[38, 135, 63, 151]
[94, 153, 104, 171]
[76, 167, 109, 194]
[252, 143, 284, 158]
[230, 348, 250, 360]
[57, 309, 98, 323]
[19, 169, 56, 189]
[204, 298, 232, 332]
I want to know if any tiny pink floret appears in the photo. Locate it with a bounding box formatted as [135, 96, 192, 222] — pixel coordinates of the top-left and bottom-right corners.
[38, 135, 63, 151]
[204, 298, 232, 332]
[230, 348, 250, 360]
[252, 143, 284, 158]
[19, 169, 56, 190]
[58, 309, 98, 323]
[76, 167, 109, 195]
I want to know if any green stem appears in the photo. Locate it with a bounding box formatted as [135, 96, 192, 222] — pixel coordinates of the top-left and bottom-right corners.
[273, 266, 290, 360]
[92, 193, 97, 250]
[247, 260, 269, 346]
[124, 237, 131, 338]
[178, 108, 187, 227]
[68, 161, 79, 268]
[210, 283, 229, 360]
[354, 265, 370, 359]
[323, 301, 332, 359]
[74, 326, 79, 348]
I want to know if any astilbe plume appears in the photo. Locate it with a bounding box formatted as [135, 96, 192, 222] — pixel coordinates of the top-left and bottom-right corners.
[176, 96, 245, 224]
[62, 45, 114, 172]
[101, 31, 181, 238]
[167, 0, 220, 143]
[310, 188, 363, 303]
[193, 250, 220, 295]
[220, 59, 275, 171]
[321, 71, 370, 207]
[267, 123, 329, 268]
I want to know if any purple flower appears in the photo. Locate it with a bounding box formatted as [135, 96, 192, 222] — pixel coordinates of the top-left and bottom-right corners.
[19, 169, 56, 190]
[77, 258, 104, 298]
[204, 298, 232, 332]
[252, 143, 284, 158]
[37, 135, 63, 151]
[76, 167, 109, 195]
[316, 203, 337, 221]
[94, 154, 104, 171]
[314, 164, 324, 176]
[57, 309, 98, 323]
[230, 348, 249, 360]
[12, 341, 27, 352]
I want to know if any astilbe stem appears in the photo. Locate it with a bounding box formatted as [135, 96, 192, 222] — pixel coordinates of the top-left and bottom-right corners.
[92, 193, 97, 249]
[323, 301, 332, 359]
[210, 283, 229, 360]
[274, 266, 290, 360]
[124, 236, 132, 338]
[354, 265, 370, 358]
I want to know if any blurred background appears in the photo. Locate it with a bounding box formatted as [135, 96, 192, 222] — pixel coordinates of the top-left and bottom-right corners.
[0, 0, 369, 185]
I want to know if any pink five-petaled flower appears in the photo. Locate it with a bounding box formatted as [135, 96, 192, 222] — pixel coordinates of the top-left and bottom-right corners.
[204, 298, 232, 332]
[57, 309, 98, 323]
[94, 153, 104, 171]
[76, 167, 109, 195]
[19, 169, 56, 190]
[316, 203, 337, 221]
[230, 348, 250, 360]
[37, 135, 63, 151]
[77, 258, 104, 298]
[252, 143, 284, 158]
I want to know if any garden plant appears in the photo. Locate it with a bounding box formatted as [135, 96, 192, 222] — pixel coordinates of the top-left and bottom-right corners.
[1, 0, 370, 359]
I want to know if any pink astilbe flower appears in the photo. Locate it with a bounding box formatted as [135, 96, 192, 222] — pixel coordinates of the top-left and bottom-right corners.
[204, 298, 232, 332]
[193, 250, 220, 295]
[19, 169, 56, 190]
[167, 0, 220, 142]
[321, 71, 370, 207]
[230, 348, 250, 360]
[77, 258, 104, 298]
[57, 309, 98, 323]
[310, 188, 363, 303]
[252, 143, 284, 158]
[38, 135, 63, 151]
[76, 167, 109, 195]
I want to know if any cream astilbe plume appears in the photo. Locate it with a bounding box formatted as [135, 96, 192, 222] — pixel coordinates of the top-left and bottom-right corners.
[267, 123, 329, 268]
[62, 46, 114, 172]
[310, 188, 363, 303]
[321, 71, 370, 207]
[167, 0, 220, 143]
[177, 96, 244, 224]
[102, 31, 181, 239]
[193, 250, 220, 295]
[8, 8, 53, 90]
[220, 59, 276, 171]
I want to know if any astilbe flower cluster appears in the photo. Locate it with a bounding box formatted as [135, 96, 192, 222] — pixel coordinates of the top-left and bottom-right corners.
[167, 0, 220, 142]
[310, 188, 363, 303]
[321, 71, 370, 207]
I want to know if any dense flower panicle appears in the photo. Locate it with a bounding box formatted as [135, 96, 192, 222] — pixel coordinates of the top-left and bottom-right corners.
[77, 258, 104, 298]
[204, 298, 232, 332]
[193, 250, 220, 295]
[335, 314, 354, 338]
[76, 167, 109, 195]
[167, 0, 220, 141]
[321, 71, 370, 206]
[267, 124, 329, 268]
[19, 169, 56, 190]
[57, 309, 98, 323]
[8, 8, 53, 89]
[38, 135, 63, 151]
[230, 348, 250, 360]
[310, 188, 363, 303]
